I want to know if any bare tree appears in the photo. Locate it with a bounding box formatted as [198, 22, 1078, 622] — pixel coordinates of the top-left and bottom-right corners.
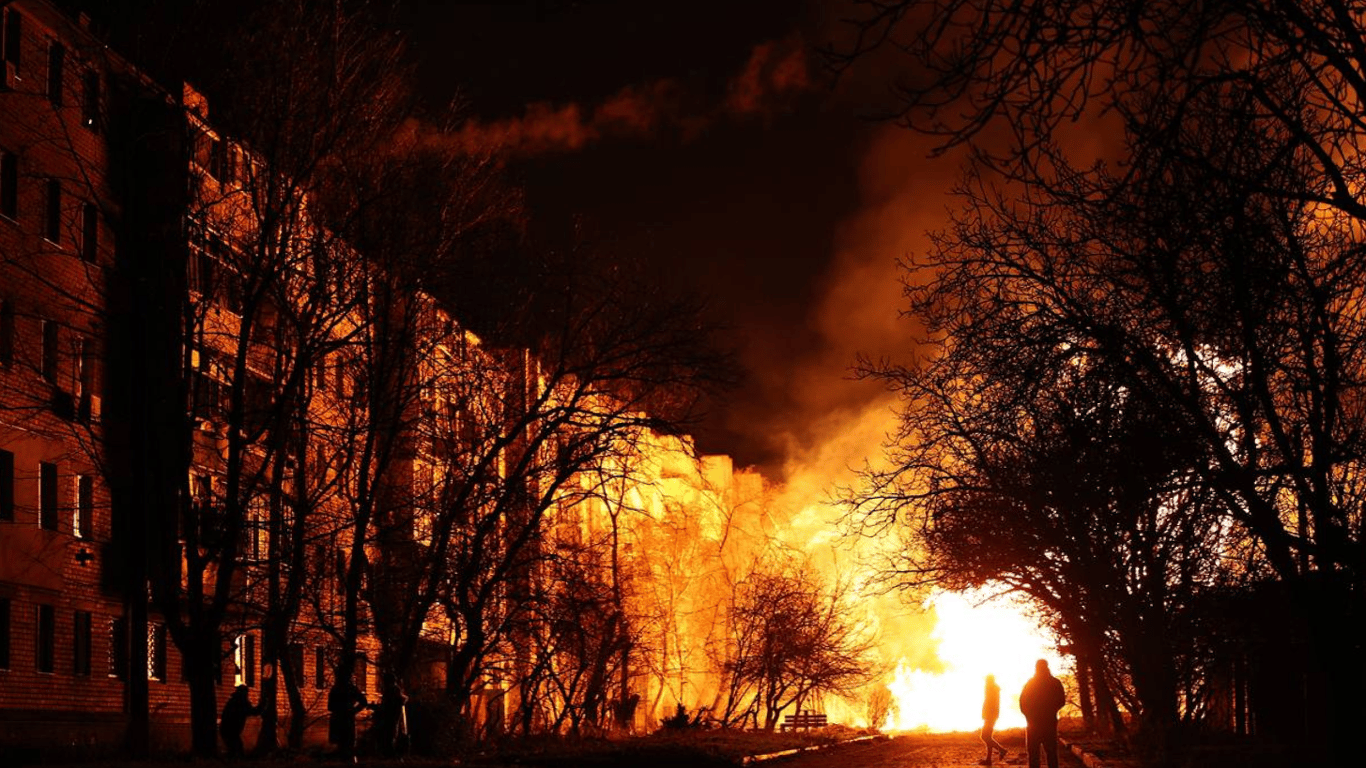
[836, 1, 1366, 760]
[122, 0, 417, 754]
[722, 558, 880, 731]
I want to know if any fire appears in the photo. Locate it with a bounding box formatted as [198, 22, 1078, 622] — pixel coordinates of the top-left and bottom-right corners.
[884, 591, 1065, 732]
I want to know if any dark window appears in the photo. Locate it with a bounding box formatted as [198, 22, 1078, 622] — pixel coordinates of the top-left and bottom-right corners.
[0, 151, 16, 220]
[0, 449, 12, 521]
[76, 475, 92, 538]
[109, 617, 127, 679]
[314, 646, 327, 690]
[36, 604, 54, 673]
[0, 300, 12, 365]
[148, 622, 166, 681]
[81, 202, 96, 260]
[46, 41, 62, 105]
[44, 179, 60, 243]
[0, 598, 10, 670]
[39, 461, 58, 531]
[288, 642, 304, 687]
[3, 9, 20, 69]
[81, 70, 99, 129]
[188, 247, 213, 294]
[74, 610, 91, 675]
[76, 336, 93, 421]
[42, 319, 57, 380]
[356, 652, 368, 692]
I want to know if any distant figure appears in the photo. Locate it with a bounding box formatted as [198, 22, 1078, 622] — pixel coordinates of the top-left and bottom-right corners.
[980, 674, 1008, 765]
[374, 671, 409, 757]
[1019, 659, 1067, 768]
[220, 684, 260, 757]
[615, 691, 641, 733]
[328, 670, 369, 759]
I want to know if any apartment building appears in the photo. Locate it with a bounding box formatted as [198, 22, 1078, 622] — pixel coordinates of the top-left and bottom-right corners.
[0, 0, 136, 756]
[3, 1, 753, 759]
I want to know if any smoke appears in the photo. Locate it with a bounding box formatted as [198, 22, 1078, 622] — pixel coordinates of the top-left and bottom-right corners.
[443, 34, 814, 156]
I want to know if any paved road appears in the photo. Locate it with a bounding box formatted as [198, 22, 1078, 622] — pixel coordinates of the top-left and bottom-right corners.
[768, 731, 1085, 768]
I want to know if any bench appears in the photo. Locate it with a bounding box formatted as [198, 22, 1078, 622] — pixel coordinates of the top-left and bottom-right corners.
[780, 710, 828, 731]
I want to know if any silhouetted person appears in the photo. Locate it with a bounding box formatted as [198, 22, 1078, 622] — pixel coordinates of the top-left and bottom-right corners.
[374, 671, 408, 756]
[980, 674, 1008, 765]
[1019, 659, 1066, 768]
[328, 671, 368, 760]
[220, 684, 259, 757]
[616, 692, 640, 733]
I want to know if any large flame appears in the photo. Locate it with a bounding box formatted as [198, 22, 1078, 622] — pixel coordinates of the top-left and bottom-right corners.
[884, 591, 1065, 732]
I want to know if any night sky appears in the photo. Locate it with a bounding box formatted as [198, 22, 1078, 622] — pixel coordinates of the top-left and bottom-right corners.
[86, 0, 954, 478]
[388, 0, 949, 477]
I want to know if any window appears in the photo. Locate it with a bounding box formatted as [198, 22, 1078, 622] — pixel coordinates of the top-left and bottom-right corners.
[0, 449, 12, 521]
[356, 652, 368, 692]
[234, 632, 256, 687]
[73, 610, 91, 675]
[288, 642, 304, 687]
[0, 598, 10, 670]
[46, 41, 62, 105]
[81, 70, 99, 129]
[244, 499, 267, 562]
[0, 151, 16, 220]
[81, 202, 96, 260]
[41, 319, 57, 381]
[36, 604, 54, 673]
[75, 335, 93, 421]
[74, 474, 92, 538]
[2, 8, 20, 70]
[44, 178, 60, 243]
[39, 461, 57, 531]
[0, 300, 12, 365]
[109, 616, 127, 679]
[147, 622, 166, 681]
[244, 633, 256, 687]
[313, 646, 327, 690]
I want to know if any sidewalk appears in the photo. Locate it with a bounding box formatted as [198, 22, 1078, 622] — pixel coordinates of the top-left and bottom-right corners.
[1061, 736, 1139, 768]
[741, 733, 888, 764]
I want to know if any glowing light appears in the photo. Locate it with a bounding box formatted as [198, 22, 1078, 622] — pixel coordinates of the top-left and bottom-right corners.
[884, 590, 1065, 733]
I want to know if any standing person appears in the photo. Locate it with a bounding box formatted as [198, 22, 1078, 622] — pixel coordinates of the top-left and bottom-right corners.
[374, 671, 409, 757]
[220, 685, 259, 757]
[980, 674, 1008, 765]
[1019, 659, 1067, 768]
[328, 670, 368, 760]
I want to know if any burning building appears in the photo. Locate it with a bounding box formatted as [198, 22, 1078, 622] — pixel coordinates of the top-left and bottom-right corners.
[0, 0, 764, 757]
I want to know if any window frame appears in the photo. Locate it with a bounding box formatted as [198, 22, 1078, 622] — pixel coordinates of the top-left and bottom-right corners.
[39, 461, 58, 531]
[0, 150, 17, 221]
[81, 201, 97, 260]
[0, 449, 13, 521]
[36, 603, 55, 674]
[46, 39, 62, 106]
[73, 610, 91, 675]
[74, 474, 92, 538]
[44, 178, 60, 243]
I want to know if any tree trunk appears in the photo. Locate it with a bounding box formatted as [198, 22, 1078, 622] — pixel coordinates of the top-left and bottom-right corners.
[186, 630, 223, 756]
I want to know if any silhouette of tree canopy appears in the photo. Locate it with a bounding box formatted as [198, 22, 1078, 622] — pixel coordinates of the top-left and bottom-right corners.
[838, 1, 1366, 761]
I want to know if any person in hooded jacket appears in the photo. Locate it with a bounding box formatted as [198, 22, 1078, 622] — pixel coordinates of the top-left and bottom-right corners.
[1019, 659, 1066, 768]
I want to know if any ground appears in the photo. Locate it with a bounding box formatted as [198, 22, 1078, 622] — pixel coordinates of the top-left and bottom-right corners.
[772, 731, 1084, 768]
[32, 729, 1084, 768]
